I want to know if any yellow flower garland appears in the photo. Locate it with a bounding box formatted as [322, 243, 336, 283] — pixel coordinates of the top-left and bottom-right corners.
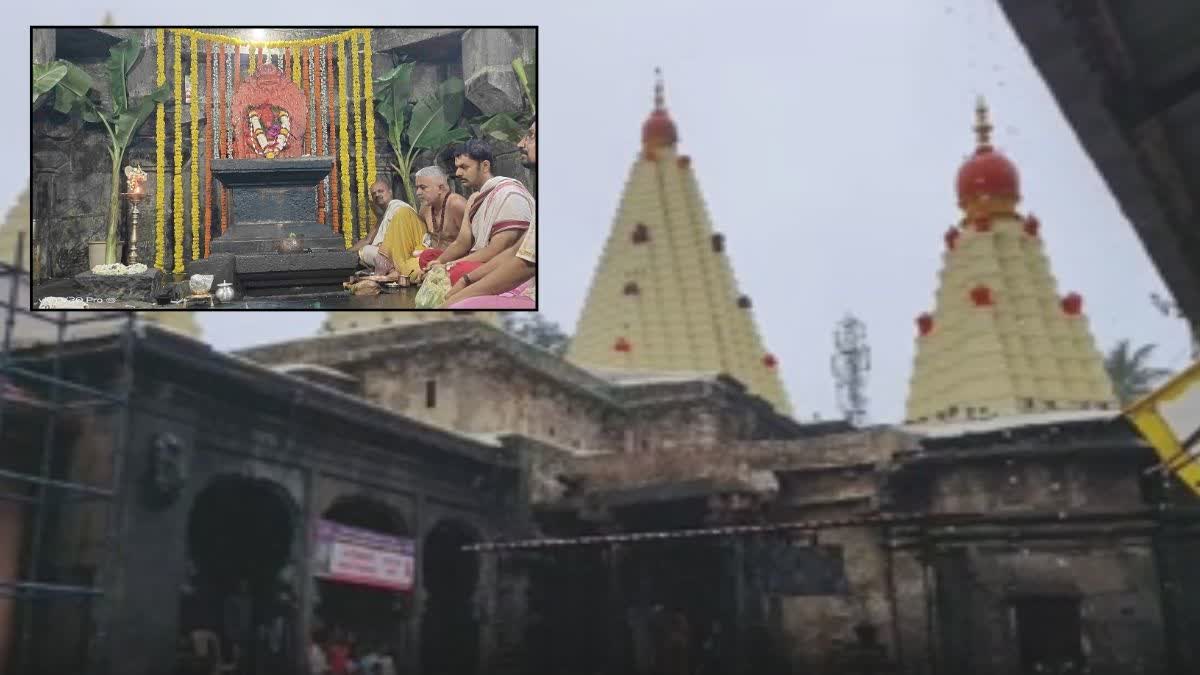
[172, 28, 361, 49]
[337, 38, 354, 249]
[155, 29, 166, 271]
[248, 46, 257, 75]
[292, 46, 302, 86]
[350, 32, 367, 238]
[363, 30, 376, 207]
[189, 34, 200, 262]
[173, 31, 184, 274]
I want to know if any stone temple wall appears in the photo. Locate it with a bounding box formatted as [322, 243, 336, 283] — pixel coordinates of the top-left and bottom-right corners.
[31, 27, 535, 278]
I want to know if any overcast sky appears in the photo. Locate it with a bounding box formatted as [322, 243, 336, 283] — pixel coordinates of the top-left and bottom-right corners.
[12, 0, 1192, 423]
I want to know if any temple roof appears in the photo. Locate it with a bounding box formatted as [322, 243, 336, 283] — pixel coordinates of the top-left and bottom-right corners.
[321, 310, 500, 335]
[566, 70, 793, 415]
[904, 101, 1118, 425]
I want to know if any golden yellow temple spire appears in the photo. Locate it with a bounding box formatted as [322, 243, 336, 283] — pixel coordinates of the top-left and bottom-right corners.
[567, 74, 792, 415]
[904, 100, 1116, 425]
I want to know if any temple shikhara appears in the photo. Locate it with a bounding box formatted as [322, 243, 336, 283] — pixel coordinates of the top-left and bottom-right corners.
[7, 23, 1200, 675]
[906, 99, 1117, 424]
[569, 71, 792, 414]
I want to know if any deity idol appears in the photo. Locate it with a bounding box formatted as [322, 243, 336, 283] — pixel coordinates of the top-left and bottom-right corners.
[230, 63, 308, 160]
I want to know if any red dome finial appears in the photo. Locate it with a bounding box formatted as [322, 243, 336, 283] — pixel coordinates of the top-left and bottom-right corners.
[642, 67, 678, 151]
[956, 96, 1020, 212]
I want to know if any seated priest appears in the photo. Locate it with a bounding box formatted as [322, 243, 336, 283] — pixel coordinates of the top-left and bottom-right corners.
[352, 177, 426, 282]
[417, 139, 534, 285]
[414, 165, 467, 251]
[443, 120, 537, 309]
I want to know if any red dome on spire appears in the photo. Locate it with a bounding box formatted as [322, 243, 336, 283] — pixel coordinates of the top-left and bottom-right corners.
[642, 68, 678, 148]
[955, 97, 1019, 208]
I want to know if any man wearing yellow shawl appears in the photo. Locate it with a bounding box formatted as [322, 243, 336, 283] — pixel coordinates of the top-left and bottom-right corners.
[352, 178, 426, 281]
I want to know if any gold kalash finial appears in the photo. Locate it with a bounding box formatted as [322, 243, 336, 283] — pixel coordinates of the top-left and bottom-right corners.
[973, 95, 993, 150]
[654, 67, 665, 111]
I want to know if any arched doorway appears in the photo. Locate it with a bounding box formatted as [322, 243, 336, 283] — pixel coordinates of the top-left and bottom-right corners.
[315, 496, 413, 661]
[420, 519, 481, 675]
[184, 476, 296, 675]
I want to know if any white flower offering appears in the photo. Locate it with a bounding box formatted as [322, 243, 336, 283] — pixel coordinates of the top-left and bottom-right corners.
[91, 262, 149, 276]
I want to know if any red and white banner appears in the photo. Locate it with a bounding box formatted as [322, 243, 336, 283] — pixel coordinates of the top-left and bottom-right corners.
[313, 519, 415, 591]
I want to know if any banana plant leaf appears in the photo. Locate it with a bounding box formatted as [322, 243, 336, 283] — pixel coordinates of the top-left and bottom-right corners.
[32, 62, 68, 104]
[55, 60, 93, 98]
[513, 58, 536, 114]
[408, 95, 452, 150]
[54, 85, 80, 115]
[437, 77, 465, 127]
[373, 63, 414, 128]
[479, 112, 527, 145]
[408, 77, 470, 151]
[113, 84, 169, 150]
[107, 36, 140, 116]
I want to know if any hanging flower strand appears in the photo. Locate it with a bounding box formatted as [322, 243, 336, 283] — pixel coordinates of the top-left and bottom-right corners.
[350, 31, 367, 238]
[189, 34, 200, 262]
[170, 28, 363, 49]
[363, 29, 376, 203]
[218, 44, 228, 234]
[327, 43, 340, 235]
[337, 38, 354, 248]
[154, 29, 166, 271]
[205, 40, 215, 257]
[173, 30, 185, 273]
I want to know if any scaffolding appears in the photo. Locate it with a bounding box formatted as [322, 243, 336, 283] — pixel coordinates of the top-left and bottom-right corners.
[0, 232, 137, 674]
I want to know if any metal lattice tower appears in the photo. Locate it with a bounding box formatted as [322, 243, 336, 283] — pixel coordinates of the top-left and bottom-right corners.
[831, 314, 871, 426]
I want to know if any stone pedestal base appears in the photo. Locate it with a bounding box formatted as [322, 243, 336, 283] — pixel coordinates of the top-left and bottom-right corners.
[72, 269, 165, 303]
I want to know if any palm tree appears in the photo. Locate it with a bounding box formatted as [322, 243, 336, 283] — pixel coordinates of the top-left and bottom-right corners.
[1105, 340, 1173, 405]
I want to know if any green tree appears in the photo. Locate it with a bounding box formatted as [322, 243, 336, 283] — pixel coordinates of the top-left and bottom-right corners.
[503, 313, 570, 356]
[33, 36, 169, 265]
[1105, 339, 1173, 405]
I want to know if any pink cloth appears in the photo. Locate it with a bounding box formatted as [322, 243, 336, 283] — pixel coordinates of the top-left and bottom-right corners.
[447, 280, 535, 310]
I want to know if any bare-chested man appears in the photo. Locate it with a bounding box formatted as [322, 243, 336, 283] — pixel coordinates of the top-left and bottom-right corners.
[413, 166, 466, 252]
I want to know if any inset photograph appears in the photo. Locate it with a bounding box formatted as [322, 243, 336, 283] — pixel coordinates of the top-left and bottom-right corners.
[30, 27, 536, 311]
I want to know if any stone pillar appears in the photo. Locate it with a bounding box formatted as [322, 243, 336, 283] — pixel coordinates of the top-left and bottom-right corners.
[409, 493, 426, 675]
[297, 467, 317, 674]
[33, 28, 55, 65]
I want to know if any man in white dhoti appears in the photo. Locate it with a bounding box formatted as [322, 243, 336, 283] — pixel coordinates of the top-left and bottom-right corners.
[351, 178, 425, 277]
[418, 139, 534, 286]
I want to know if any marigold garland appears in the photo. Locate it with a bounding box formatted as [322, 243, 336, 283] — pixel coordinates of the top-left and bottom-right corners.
[189, 34, 200, 262]
[173, 31, 185, 273]
[154, 29, 166, 271]
[363, 30, 376, 207]
[171, 28, 362, 49]
[337, 38, 353, 249]
[327, 44, 340, 235]
[204, 41, 214, 257]
[218, 44, 228, 234]
[350, 32, 367, 238]
[248, 45, 257, 75]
